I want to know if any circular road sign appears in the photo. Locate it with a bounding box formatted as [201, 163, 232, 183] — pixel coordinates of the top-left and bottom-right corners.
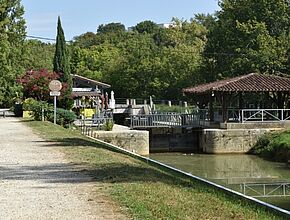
[49, 80, 62, 92]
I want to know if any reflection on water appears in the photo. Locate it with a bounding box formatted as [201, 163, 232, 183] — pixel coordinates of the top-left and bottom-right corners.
[150, 153, 290, 211]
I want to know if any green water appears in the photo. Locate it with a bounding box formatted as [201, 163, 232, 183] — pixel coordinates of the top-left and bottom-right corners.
[150, 153, 290, 211]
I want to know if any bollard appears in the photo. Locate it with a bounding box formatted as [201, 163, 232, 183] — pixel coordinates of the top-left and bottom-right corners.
[168, 101, 172, 107]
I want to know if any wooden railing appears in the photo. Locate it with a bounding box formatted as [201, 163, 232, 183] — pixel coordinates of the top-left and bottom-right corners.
[130, 113, 200, 128]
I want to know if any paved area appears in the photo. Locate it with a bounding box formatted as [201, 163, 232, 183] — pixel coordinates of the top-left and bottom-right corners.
[0, 117, 127, 220]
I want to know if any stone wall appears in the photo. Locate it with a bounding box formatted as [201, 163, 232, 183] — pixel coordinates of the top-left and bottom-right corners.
[200, 128, 280, 153]
[92, 130, 149, 156]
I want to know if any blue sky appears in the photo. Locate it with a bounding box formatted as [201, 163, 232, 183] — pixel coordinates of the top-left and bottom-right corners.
[22, 0, 220, 41]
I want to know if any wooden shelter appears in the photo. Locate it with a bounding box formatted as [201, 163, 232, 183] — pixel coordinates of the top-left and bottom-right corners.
[72, 74, 111, 98]
[183, 73, 290, 122]
[71, 74, 111, 114]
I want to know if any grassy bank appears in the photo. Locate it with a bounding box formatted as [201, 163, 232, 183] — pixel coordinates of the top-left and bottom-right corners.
[251, 130, 290, 163]
[26, 121, 286, 220]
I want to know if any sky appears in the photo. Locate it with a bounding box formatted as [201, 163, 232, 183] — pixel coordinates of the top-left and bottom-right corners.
[22, 0, 220, 41]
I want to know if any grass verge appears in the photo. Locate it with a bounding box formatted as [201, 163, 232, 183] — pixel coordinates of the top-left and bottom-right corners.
[26, 121, 287, 220]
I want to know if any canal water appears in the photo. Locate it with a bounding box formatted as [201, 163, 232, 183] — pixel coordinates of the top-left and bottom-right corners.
[150, 153, 290, 211]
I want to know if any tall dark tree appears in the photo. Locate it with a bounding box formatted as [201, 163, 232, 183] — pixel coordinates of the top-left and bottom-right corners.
[53, 16, 73, 109]
[0, 0, 26, 106]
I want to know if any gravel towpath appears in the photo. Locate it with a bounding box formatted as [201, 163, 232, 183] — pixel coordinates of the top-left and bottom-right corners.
[0, 117, 128, 220]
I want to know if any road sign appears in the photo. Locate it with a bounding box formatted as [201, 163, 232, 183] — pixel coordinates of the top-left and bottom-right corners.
[50, 91, 61, 96]
[49, 80, 62, 92]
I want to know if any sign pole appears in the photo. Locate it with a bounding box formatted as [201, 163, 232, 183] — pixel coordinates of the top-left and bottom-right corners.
[54, 95, 57, 124]
[49, 80, 62, 126]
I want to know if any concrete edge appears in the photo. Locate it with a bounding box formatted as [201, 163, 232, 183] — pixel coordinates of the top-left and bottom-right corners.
[85, 135, 290, 217]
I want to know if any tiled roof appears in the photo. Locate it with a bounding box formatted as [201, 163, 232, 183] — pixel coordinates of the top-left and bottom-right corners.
[72, 74, 111, 88]
[183, 73, 290, 94]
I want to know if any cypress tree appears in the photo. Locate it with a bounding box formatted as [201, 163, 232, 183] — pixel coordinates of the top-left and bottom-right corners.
[53, 16, 73, 109]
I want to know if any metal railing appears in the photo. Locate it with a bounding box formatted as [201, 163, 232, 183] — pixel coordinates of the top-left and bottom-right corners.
[241, 109, 290, 123]
[130, 113, 200, 128]
[240, 182, 290, 198]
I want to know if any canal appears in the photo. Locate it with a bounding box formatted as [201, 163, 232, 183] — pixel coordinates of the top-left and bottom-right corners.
[150, 153, 290, 211]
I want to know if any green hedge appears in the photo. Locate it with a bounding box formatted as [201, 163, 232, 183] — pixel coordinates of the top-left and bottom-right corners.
[22, 98, 76, 127]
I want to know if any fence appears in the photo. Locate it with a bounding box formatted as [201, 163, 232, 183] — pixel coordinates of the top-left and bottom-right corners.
[241, 109, 290, 123]
[130, 113, 199, 128]
[240, 182, 290, 198]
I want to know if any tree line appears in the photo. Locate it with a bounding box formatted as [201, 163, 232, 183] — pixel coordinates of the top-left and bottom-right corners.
[0, 0, 289, 107]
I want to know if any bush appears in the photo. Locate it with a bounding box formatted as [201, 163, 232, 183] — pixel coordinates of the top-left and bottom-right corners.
[47, 108, 76, 127]
[22, 98, 38, 111]
[103, 119, 114, 131]
[25, 99, 76, 127]
[30, 100, 52, 121]
[252, 131, 290, 162]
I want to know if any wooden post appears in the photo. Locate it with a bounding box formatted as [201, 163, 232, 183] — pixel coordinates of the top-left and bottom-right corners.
[221, 92, 228, 123]
[209, 93, 214, 122]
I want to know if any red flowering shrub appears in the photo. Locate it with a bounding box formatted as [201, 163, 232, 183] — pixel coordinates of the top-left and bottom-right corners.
[17, 69, 69, 101]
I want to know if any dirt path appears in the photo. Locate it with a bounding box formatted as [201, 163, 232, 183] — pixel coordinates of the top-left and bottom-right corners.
[0, 117, 128, 220]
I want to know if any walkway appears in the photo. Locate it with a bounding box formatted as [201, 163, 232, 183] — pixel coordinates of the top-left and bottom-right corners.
[0, 117, 127, 220]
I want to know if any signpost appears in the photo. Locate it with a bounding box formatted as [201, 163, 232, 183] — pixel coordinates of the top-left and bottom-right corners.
[49, 80, 62, 124]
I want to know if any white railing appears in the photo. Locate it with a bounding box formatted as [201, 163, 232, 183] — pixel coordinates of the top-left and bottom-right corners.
[241, 109, 290, 123]
[130, 113, 199, 128]
[240, 182, 290, 198]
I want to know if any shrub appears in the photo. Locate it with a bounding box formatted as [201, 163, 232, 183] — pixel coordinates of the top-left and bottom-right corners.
[26, 99, 76, 127]
[50, 108, 77, 127]
[22, 98, 38, 111]
[252, 131, 290, 162]
[103, 119, 114, 131]
[30, 101, 52, 121]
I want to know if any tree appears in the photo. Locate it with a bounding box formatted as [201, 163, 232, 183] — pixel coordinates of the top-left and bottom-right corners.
[72, 32, 97, 48]
[53, 16, 73, 109]
[97, 22, 125, 34]
[134, 20, 160, 34]
[23, 40, 55, 71]
[0, 0, 26, 107]
[203, 0, 290, 80]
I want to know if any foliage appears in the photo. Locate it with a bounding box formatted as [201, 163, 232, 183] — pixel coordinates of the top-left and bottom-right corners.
[17, 69, 60, 101]
[73, 32, 97, 48]
[251, 131, 290, 162]
[134, 20, 160, 34]
[22, 40, 55, 71]
[22, 98, 38, 111]
[27, 121, 285, 220]
[29, 100, 51, 121]
[203, 0, 290, 80]
[97, 22, 126, 34]
[155, 104, 194, 114]
[71, 18, 206, 100]
[26, 98, 76, 127]
[48, 108, 77, 127]
[0, 0, 26, 107]
[53, 16, 73, 109]
[103, 119, 114, 131]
